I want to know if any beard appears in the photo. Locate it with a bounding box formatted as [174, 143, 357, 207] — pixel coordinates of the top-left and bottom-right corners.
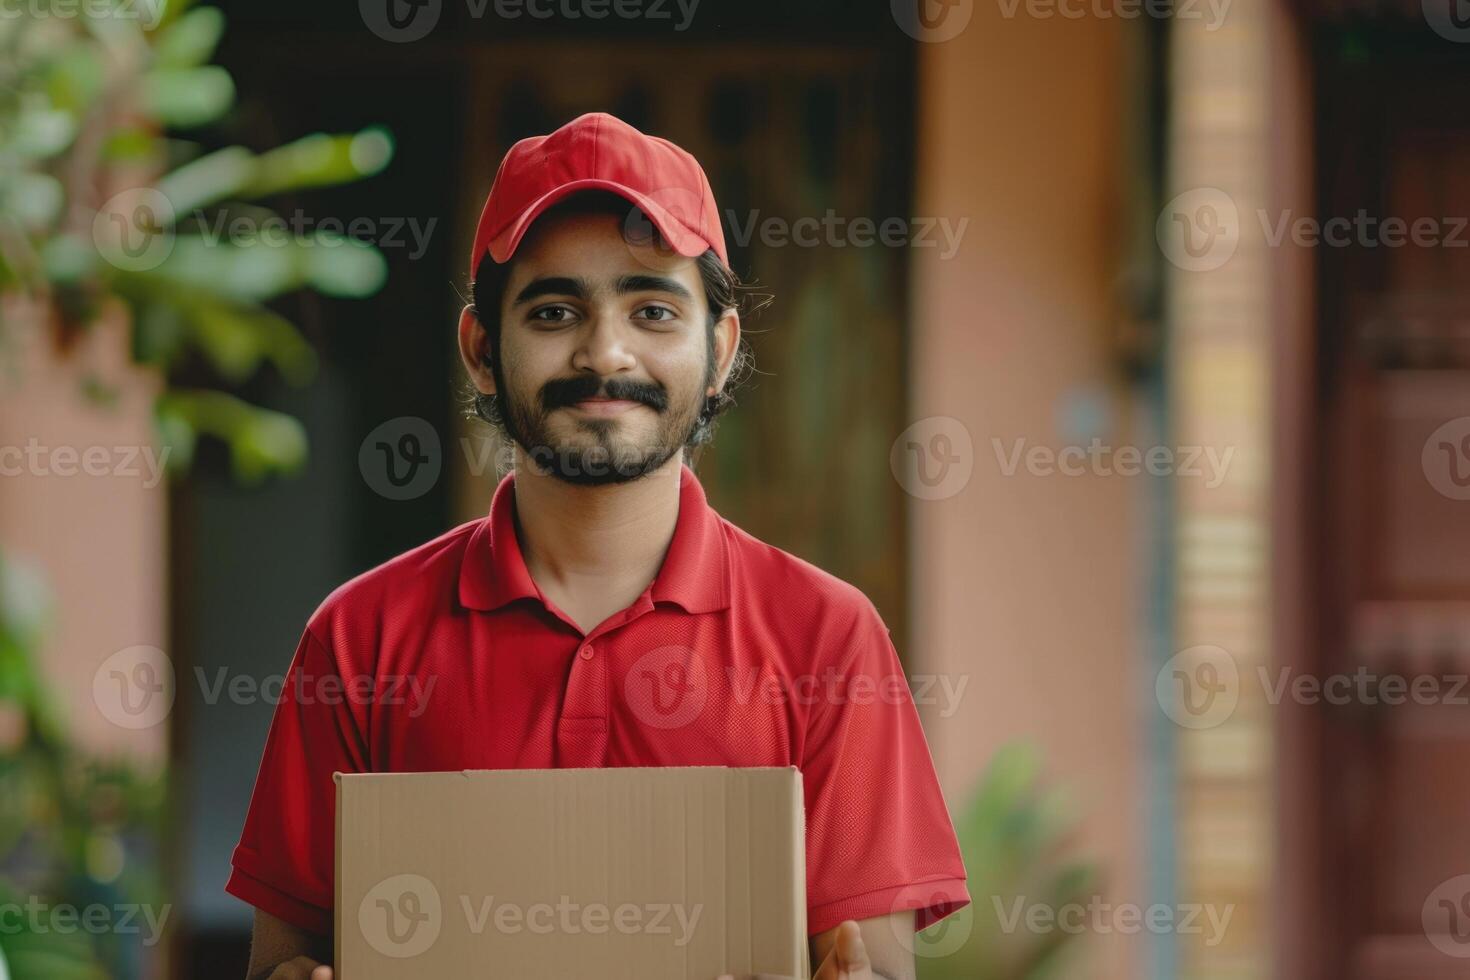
[495, 368, 709, 486]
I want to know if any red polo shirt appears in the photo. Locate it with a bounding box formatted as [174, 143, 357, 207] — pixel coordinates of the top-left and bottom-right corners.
[226, 464, 969, 939]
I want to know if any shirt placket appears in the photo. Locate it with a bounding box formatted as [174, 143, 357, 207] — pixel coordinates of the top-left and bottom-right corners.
[553, 594, 656, 767]
[555, 637, 609, 767]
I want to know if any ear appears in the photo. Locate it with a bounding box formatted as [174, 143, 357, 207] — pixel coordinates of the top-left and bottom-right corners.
[458, 304, 497, 395]
[709, 308, 741, 396]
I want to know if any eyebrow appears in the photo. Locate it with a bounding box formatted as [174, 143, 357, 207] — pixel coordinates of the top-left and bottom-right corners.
[510, 274, 694, 306]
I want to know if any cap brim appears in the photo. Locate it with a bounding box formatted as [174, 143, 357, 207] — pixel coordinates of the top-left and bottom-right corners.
[487, 178, 709, 264]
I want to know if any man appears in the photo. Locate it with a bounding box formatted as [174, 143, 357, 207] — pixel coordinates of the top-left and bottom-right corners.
[228, 112, 969, 980]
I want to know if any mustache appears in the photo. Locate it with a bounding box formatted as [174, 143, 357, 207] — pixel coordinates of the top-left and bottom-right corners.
[540, 375, 669, 413]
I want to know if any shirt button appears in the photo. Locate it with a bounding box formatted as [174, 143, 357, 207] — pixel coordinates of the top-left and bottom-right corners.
[580, 645, 595, 660]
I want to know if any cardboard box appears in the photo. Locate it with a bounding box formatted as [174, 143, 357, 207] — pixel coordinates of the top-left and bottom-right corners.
[336, 766, 810, 979]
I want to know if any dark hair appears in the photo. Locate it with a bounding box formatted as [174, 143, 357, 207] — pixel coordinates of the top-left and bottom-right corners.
[466, 190, 762, 449]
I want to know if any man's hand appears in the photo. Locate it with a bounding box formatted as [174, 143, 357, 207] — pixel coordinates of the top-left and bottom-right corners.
[245, 909, 333, 980]
[716, 917, 897, 980]
[249, 958, 331, 980]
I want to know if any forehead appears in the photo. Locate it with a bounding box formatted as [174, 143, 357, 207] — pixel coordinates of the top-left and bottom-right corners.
[505, 210, 704, 299]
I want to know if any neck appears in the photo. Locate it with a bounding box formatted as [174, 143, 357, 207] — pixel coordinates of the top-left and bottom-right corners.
[510, 450, 684, 595]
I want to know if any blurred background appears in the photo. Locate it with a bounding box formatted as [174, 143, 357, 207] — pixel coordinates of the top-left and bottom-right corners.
[2, 0, 1470, 977]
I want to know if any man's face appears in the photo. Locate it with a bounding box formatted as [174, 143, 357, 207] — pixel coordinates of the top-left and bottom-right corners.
[486, 210, 724, 485]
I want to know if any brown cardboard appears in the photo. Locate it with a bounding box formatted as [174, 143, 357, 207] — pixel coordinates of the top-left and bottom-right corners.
[335, 766, 809, 979]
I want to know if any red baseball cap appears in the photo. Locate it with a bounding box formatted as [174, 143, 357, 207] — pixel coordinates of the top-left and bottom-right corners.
[469, 112, 728, 275]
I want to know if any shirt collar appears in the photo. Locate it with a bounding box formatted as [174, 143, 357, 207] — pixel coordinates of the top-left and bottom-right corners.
[458, 462, 730, 615]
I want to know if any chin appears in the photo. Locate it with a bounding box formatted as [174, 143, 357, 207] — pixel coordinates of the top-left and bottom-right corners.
[519, 440, 679, 486]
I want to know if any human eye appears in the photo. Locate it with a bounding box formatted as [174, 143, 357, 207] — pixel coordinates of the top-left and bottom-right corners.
[634, 304, 678, 324]
[528, 304, 577, 325]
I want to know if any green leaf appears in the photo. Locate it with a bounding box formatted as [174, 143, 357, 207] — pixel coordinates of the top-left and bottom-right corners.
[140, 232, 386, 303]
[1, 174, 65, 230]
[43, 42, 107, 113]
[10, 104, 77, 159]
[112, 273, 318, 383]
[241, 128, 395, 199]
[151, 5, 224, 67]
[300, 235, 388, 297]
[154, 146, 253, 214]
[140, 65, 234, 128]
[100, 127, 162, 163]
[157, 390, 307, 482]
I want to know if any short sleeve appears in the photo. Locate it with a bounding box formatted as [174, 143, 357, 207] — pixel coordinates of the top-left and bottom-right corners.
[800, 603, 971, 937]
[225, 627, 368, 935]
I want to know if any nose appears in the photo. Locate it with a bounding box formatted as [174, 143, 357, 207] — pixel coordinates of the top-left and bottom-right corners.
[570, 308, 638, 377]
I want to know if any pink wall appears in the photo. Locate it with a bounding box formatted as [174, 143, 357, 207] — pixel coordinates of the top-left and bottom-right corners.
[0, 301, 169, 765]
[909, 14, 1142, 980]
